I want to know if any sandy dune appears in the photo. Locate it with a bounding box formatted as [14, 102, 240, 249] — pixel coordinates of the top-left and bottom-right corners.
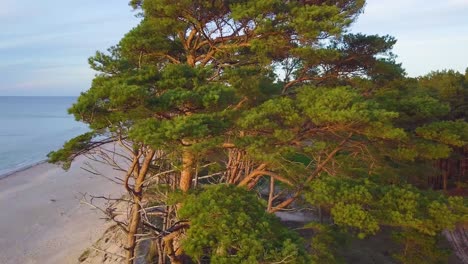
[0, 155, 125, 264]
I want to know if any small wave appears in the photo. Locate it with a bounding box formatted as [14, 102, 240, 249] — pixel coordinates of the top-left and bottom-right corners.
[0, 159, 48, 180]
[48, 126, 88, 139]
[64, 126, 88, 132]
[5, 114, 71, 119]
[0, 134, 27, 137]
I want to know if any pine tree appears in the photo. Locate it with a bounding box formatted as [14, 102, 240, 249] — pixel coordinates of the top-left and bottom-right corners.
[49, 1, 468, 263]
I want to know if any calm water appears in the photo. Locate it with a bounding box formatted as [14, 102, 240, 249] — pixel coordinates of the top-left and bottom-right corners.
[0, 96, 88, 177]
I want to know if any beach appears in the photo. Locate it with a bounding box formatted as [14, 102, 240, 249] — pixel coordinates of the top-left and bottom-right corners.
[0, 154, 125, 264]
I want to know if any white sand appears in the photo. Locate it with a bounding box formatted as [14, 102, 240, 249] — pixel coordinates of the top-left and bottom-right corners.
[0, 155, 126, 264]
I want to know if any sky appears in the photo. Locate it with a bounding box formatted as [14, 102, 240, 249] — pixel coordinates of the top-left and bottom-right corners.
[0, 0, 467, 96]
[352, 0, 468, 77]
[0, 0, 139, 96]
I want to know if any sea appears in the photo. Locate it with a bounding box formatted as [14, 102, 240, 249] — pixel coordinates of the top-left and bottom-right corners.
[0, 96, 89, 177]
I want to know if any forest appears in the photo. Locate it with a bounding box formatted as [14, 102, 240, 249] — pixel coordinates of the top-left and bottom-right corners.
[48, 0, 468, 263]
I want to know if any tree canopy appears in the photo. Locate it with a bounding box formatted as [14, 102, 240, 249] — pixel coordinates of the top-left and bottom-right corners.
[49, 0, 468, 263]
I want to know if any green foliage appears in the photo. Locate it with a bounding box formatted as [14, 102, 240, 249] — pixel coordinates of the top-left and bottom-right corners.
[416, 120, 468, 147]
[305, 175, 467, 237]
[296, 86, 400, 129]
[291, 4, 350, 39]
[304, 175, 467, 263]
[47, 131, 98, 170]
[306, 223, 346, 264]
[418, 70, 468, 120]
[51, 0, 408, 172]
[178, 185, 310, 263]
[392, 230, 451, 264]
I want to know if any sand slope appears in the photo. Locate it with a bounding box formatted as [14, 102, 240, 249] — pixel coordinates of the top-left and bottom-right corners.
[0, 156, 125, 264]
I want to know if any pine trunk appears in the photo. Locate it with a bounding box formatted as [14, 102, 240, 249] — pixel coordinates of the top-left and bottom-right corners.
[125, 149, 155, 264]
[168, 149, 195, 263]
[126, 197, 142, 264]
[443, 160, 448, 191]
[180, 150, 194, 192]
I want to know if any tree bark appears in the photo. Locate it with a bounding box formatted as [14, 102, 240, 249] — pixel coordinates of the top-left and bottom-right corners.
[238, 163, 267, 187]
[164, 231, 184, 264]
[169, 149, 195, 264]
[180, 149, 195, 192]
[267, 178, 275, 212]
[443, 159, 448, 191]
[126, 149, 155, 264]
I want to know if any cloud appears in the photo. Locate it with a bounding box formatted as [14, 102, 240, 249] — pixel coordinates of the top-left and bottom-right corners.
[0, 0, 139, 95]
[0, 32, 76, 50]
[1, 0, 466, 94]
[351, 0, 468, 76]
[448, 0, 468, 7]
[357, 0, 468, 27]
[0, 0, 18, 18]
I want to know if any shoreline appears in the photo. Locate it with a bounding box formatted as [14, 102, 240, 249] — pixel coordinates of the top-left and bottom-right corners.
[0, 152, 125, 264]
[0, 159, 48, 180]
